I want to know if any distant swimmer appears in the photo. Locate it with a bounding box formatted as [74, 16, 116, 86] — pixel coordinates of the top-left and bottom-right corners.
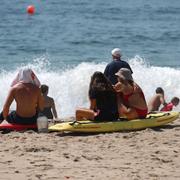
[161, 97, 179, 111]
[76, 71, 119, 121]
[148, 87, 167, 112]
[40, 84, 58, 120]
[114, 68, 148, 120]
[0, 68, 44, 125]
[104, 48, 133, 85]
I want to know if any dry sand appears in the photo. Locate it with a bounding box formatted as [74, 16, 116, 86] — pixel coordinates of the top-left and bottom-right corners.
[0, 118, 180, 180]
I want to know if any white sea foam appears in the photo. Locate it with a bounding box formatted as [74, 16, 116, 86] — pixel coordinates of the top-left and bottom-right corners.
[0, 56, 180, 118]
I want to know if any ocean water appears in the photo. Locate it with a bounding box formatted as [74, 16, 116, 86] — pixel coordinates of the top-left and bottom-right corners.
[0, 0, 180, 117]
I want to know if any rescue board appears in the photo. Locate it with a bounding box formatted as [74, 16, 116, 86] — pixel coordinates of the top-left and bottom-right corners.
[0, 121, 37, 131]
[48, 111, 179, 133]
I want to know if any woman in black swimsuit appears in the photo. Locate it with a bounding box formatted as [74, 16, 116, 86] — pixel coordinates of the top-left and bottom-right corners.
[40, 85, 58, 119]
[76, 71, 119, 121]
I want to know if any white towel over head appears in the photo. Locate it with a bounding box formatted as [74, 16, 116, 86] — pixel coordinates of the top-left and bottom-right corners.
[11, 68, 41, 87]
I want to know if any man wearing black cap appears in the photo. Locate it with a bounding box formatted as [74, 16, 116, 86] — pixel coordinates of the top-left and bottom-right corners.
[104, 48, 133, 85]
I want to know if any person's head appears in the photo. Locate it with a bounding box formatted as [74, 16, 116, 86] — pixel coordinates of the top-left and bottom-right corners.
[114, 68, 134, 92]
[155, 87, 164, 95]
[41, 84, 49, 95]
[89, 71, 114, 93]
[111, 48, 121, 60]
[171, 97, 179, 106]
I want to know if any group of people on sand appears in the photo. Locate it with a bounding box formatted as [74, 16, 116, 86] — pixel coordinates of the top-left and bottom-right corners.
[0, 48, 179, 125]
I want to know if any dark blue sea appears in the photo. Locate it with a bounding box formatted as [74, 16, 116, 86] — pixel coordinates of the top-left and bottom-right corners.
[0, 0, 180, 117]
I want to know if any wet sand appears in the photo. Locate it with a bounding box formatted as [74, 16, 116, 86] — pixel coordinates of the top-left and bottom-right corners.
[0, 118, 180, 180]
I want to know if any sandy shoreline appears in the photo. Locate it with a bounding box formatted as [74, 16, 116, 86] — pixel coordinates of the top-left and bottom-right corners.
[0, 118, 180, 180]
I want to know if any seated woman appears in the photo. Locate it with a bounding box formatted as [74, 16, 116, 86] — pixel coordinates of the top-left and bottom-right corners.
[40, 84, 58, 119]
[114, 68, 148, 120]
[76, 71, 119, 121]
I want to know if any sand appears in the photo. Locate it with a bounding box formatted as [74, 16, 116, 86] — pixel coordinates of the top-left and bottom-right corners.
[0, 118, 180, 180]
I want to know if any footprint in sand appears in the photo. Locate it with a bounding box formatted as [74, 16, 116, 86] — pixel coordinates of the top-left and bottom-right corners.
[63, 153, 70, 159]
[73, 156, 81, 162]
[25, 147, 53, 152]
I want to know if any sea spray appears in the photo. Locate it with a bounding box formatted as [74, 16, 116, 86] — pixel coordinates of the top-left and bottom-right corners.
[0, 56, 180, 118]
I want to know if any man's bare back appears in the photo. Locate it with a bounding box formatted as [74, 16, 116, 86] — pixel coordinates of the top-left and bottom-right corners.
[3, 83, 44, 118]
[148, 94, 166, 112]
[148, 94, 162, 111]
[148, 87, 166, 112]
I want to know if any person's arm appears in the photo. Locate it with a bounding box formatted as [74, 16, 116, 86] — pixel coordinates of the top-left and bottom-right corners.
[160, 95, 167, 106]
[37, 89, 44, 112]
[116, 93, 127, 114]
[3, 88, 15, 119]
[90, 99, 96, 110]
[119, 104, 129, 114]
[51, 99, 58, 119]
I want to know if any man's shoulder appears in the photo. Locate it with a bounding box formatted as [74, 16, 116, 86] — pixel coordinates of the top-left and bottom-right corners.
[107, 60, 122, 66]
[111, 59, 129, 65]
[15, 83, 40, 91]
[156, 93, 163, 98]
[119, 60, 130, 65]
[48, 96, 54, 102]
[152, 94, 163, 101]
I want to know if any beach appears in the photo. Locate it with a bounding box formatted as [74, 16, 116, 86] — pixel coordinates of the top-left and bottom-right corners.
[0, 118, 180, 180]
[0, 1, 180, 179]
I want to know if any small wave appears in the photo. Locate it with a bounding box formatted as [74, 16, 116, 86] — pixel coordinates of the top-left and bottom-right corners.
[0, 56, 180, 117]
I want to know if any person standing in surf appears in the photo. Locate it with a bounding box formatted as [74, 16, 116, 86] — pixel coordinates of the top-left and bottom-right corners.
[104, 48, 133, 85]
[0, 68, 44, 124]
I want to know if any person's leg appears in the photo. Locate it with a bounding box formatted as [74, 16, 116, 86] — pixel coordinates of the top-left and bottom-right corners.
[0, 112, 5, 123]
[118, 102, 139, 120]
[76, 108, 95, 121]
[6, 111, 17, 123]
[2, 111, 37, 124]
[15, 113, 38, 125]
[121, 108, 139, 120]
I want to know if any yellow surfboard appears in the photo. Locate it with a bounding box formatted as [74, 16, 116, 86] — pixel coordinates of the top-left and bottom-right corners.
[48, 111, 179, 133]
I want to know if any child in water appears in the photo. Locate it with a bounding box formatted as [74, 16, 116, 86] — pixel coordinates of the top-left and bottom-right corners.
[160, 97, 179, 111]
[40, 84, 58, 119]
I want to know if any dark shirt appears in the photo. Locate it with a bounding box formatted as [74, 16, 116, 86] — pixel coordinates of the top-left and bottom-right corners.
[104, 59, 133, 85]
[89, 90, 119, 121]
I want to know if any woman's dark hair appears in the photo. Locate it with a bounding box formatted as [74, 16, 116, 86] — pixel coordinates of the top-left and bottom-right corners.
[41, 84, 49, 94]
[88, 71, 114, 95]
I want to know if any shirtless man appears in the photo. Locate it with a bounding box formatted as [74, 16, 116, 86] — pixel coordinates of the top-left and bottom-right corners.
[0, 68, 44, 124]
[148, 87, 166, 112]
